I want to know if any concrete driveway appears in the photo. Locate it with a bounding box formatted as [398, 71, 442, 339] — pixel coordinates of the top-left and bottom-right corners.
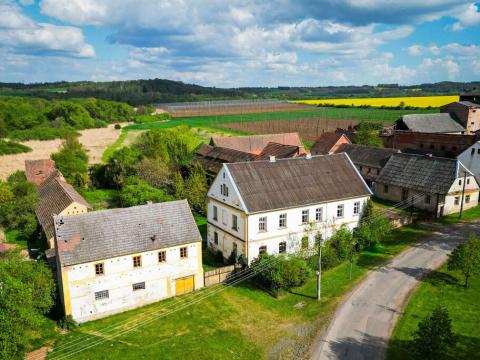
[311, 222, 480, 360]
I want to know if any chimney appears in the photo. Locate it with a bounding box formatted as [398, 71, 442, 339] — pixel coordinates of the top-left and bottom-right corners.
[269, 155, 276, 163]
[306, 153, 312, 159]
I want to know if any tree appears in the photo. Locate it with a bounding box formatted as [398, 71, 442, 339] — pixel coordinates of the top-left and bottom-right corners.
[0, 251, 55, 359]
[98, 147, 143, 188]
[172, 171, 185, 199]
[447, 234, 480, 288]
[352, 122, 384, 147]
[0, 118, 7, 138]
[51, 135, 89, 187]
[413, 306, 456, 360]
[136, 158, 173, 192]
[355, 200, 393, 248]
[119, 177, 173, 207]
[184, 163, 208, 215]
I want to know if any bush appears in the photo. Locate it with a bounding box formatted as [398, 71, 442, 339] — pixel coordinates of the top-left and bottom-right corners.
[0, 140, 32, 155]
[413, 306, 456, 359]
[58, 315, 77, 331]
[8, 127, 80, 141]
[119, 177, 173, 206]
[215, 250, 225, 264]
[51, 135, 89, 187]
[114, 123, 121, 130]
[134, 113, 172, 124]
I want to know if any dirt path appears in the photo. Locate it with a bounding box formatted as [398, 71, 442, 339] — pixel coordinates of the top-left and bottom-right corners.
[311, 222, 480, 360]
[0, 124, 127, 180]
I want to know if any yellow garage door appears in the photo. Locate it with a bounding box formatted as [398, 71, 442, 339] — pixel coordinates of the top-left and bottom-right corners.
[175, 276, 194, 296]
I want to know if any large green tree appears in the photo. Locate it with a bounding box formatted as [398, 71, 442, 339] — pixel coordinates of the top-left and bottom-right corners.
[355, 200, 393, 248]
[51, 135, 89, 187]
[119, 177, 173, 207]
[447, 234, 480, 288]
[352, 122, 384, 147]
[0, 251, 55, 359]
[184, 163, 208, 215]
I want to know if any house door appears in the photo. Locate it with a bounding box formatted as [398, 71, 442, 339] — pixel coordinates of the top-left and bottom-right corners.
[439, 205, 444, 217]
[175, 276, 194, 296]
[401, 188, 409, 201]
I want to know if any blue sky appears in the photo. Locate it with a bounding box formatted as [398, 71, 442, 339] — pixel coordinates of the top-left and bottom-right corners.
[0, 0, 479, 87]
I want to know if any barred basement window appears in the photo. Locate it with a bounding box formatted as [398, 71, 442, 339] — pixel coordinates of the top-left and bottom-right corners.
[180, 246, 188, 258]
[132, 282, 145, 291]
[158, 251, 166, 263]
[95, 262, 104, 276]
[279, 242, 286, 254]
[95, 290, 109, 301]
[133, 255, 142, 268]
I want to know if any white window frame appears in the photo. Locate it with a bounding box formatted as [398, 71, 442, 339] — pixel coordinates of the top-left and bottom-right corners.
[259, 217, 267, 232]
[232, 214, 238, 231]
[302, 209, 309, 224]
[279, 213, 287, 228]
[213, 205, 218, 221]
[353, 202, 360, 215]
[315, 208, 323, 222]
[337, 204, 344, 218]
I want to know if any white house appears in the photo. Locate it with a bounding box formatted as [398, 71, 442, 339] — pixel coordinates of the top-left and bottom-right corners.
[206, 154, 372, 264]
[457, 141, 480, 181]
[54, 200, 203, 323]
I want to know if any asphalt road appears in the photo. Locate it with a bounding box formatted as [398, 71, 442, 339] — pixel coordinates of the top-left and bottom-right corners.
[311, 222, 480, 360]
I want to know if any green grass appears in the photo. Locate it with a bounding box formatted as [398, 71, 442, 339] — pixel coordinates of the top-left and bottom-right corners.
[0, 139, 32, 155]
[440, 205, 480, 224]
[371, 197, 431, 218]
[47, 224, 432, 359]
[124, 107, 438, 131]
[387, 263, 480, 360]
[79, 189, 121, 210]
[5, 229, 28, 250]
[101, 130, 128, 162]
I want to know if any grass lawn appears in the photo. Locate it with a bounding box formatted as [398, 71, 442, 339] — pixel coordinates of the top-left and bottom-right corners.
[124, 107, 438, 132]
[101, 130, 128, 162]
[5, 229, 28, 250]
[79, 188, 121, 210]
[387, 263, 480, 360]
[46, 224, 432, 359]
[440, 205, 480, 224]
[371, 197, 431, 218]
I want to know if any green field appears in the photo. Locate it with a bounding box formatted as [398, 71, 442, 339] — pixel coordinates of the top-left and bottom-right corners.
[125, 107, 438, 131]
[46, 224, 432, 359]
[387, 263, 480, 360]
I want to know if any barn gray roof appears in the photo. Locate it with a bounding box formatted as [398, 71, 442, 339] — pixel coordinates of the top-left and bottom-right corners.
[334, 144, 398, 168]
[399, 113, 465, 133]
[375, 153, 461, 194]
[225, 154, 371, 213]
[54, 200, 201, 266]
[457, 101, 480, 108]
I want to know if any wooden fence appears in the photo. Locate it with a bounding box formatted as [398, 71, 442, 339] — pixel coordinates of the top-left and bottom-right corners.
[204, 264, 241, 287]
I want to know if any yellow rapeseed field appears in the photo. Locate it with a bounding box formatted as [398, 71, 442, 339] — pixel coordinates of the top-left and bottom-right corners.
[295, 95, 459, 108]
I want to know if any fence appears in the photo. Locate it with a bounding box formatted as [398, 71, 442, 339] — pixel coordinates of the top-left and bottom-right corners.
[204, 264, 242, 287]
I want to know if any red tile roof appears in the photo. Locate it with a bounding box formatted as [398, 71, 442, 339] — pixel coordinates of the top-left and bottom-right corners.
[25, 159, 56, 187]
[311, 132, 351, 155]
[210, 133, 305, 155]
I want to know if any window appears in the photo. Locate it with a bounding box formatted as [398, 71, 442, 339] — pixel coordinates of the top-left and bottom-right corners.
[430, 144, 435, 150]
[133, 255, 142, 268]
[259, 217, 267, 232]
[259, 245, 267, 255]
[95, 262, 104, 276]
[180, 247, 188, 258]
[353, 201, 360, 215]
[222, 209, 227, 225]
[441, 145, 445, 151]
[132, 282, 145, 291]
[419, 143, 424, 148]
[376, 169, 380, 175]
[359, 166, 363, 171]
[458, 179, 462, 186]
[315, 208, 323, 222]
[220, 184, 229, 196]
[214, 231, 218, 245]
[232, 214, 238, 231]
[384, 185, 389, 193]
[158, 251, 166, 263]
[213, 206, 218, 221]
[466, 195, 471, 203]
[279, 213, 287, 228]
[337, 204, 344, 218]
[279, 242, 286, 254]
[233, 242, 237, 254]
[301, 236, 309, 249]
[425, 195, 431, 204]
[402, 188, 409, 201]
[367, 168, 371, 174]
[302, 209, 309, 224]
[95, 290, 109, 301]
[472, 148, 475, 155]
[478, 148, 480, 154]
[454, 196, 460, 205]
[467, 178, 470, 185]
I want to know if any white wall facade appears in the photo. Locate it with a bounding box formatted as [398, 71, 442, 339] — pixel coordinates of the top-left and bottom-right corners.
[59, 242, 203, 323]
[458, 142, 480, 179]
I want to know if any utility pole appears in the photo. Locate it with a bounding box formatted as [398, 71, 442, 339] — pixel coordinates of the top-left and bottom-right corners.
[317, 235, 322, 301]
[459, 165, 468, 219]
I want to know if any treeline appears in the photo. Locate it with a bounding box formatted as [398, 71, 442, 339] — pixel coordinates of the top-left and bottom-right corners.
[0, 96, 134, 141]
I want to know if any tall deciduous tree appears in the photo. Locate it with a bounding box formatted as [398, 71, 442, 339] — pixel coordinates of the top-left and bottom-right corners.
[51, 135, 89, 187]
[184, 163, 208, 215]
[447, 234, 480, 288]
[352, 122, 384, 147]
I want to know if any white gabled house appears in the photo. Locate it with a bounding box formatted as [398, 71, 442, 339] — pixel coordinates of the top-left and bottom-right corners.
[457, 141, 480, 181]
[206, 154, 372, 264]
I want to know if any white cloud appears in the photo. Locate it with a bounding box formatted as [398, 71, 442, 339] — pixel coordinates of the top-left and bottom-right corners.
[450, 3, 480, 31]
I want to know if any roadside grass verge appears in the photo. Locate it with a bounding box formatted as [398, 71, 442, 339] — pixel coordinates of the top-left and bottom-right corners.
[440, 205, 480, 224]
[47, 224, 432, 359]
[387, 263, 480, 360]
[101, 130, 128, 162]
[0, 139, 32, 155]
[124, 107, 438, 132]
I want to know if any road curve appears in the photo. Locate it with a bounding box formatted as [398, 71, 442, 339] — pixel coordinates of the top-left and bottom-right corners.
[311, 222, 480, 360]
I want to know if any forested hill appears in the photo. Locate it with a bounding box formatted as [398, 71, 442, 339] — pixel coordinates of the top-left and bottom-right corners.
[0, 79, 479, 106]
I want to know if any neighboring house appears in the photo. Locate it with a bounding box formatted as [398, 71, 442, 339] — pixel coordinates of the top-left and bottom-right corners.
[332, 143, 398, 187]
[460, 89, 480, 104]
[25, 159, 56, 187]
[36, 170, 91, 248]
[440, 101, 480, 134]
[194, 135, 303, 177]
[395, 113, 466, 134]
[457, 141, 480, 181]
[54, 200, 203, 323]
[381, 131, 477, 158]
[206, 154, 372, 264]
[210, 133, 306, 155]
[310, 132, 351, 155]
[374, 153, 479, 216]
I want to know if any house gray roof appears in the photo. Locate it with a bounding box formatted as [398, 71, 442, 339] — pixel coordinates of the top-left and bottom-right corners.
[457, 101, 480, 108]
[375, 153, 462, 194]
[54, 200, 201, 267]
[399, 113, 465, 133]
[334, 144, 398, 168]
[225, 154, 371, 213]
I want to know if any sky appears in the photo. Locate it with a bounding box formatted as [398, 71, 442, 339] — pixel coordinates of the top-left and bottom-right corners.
[0, 0, 480, 87]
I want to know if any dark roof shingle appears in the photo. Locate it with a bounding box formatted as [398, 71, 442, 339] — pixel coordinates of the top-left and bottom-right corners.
[193, 146, 256, 175]
[225, 154, 371, 213]
[55, 200, 201, 266]
[399, 113, 465, 133]
[255, 142, 300, 160]
[334, 144, 397, 168]
[311, 132, 350, 154]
